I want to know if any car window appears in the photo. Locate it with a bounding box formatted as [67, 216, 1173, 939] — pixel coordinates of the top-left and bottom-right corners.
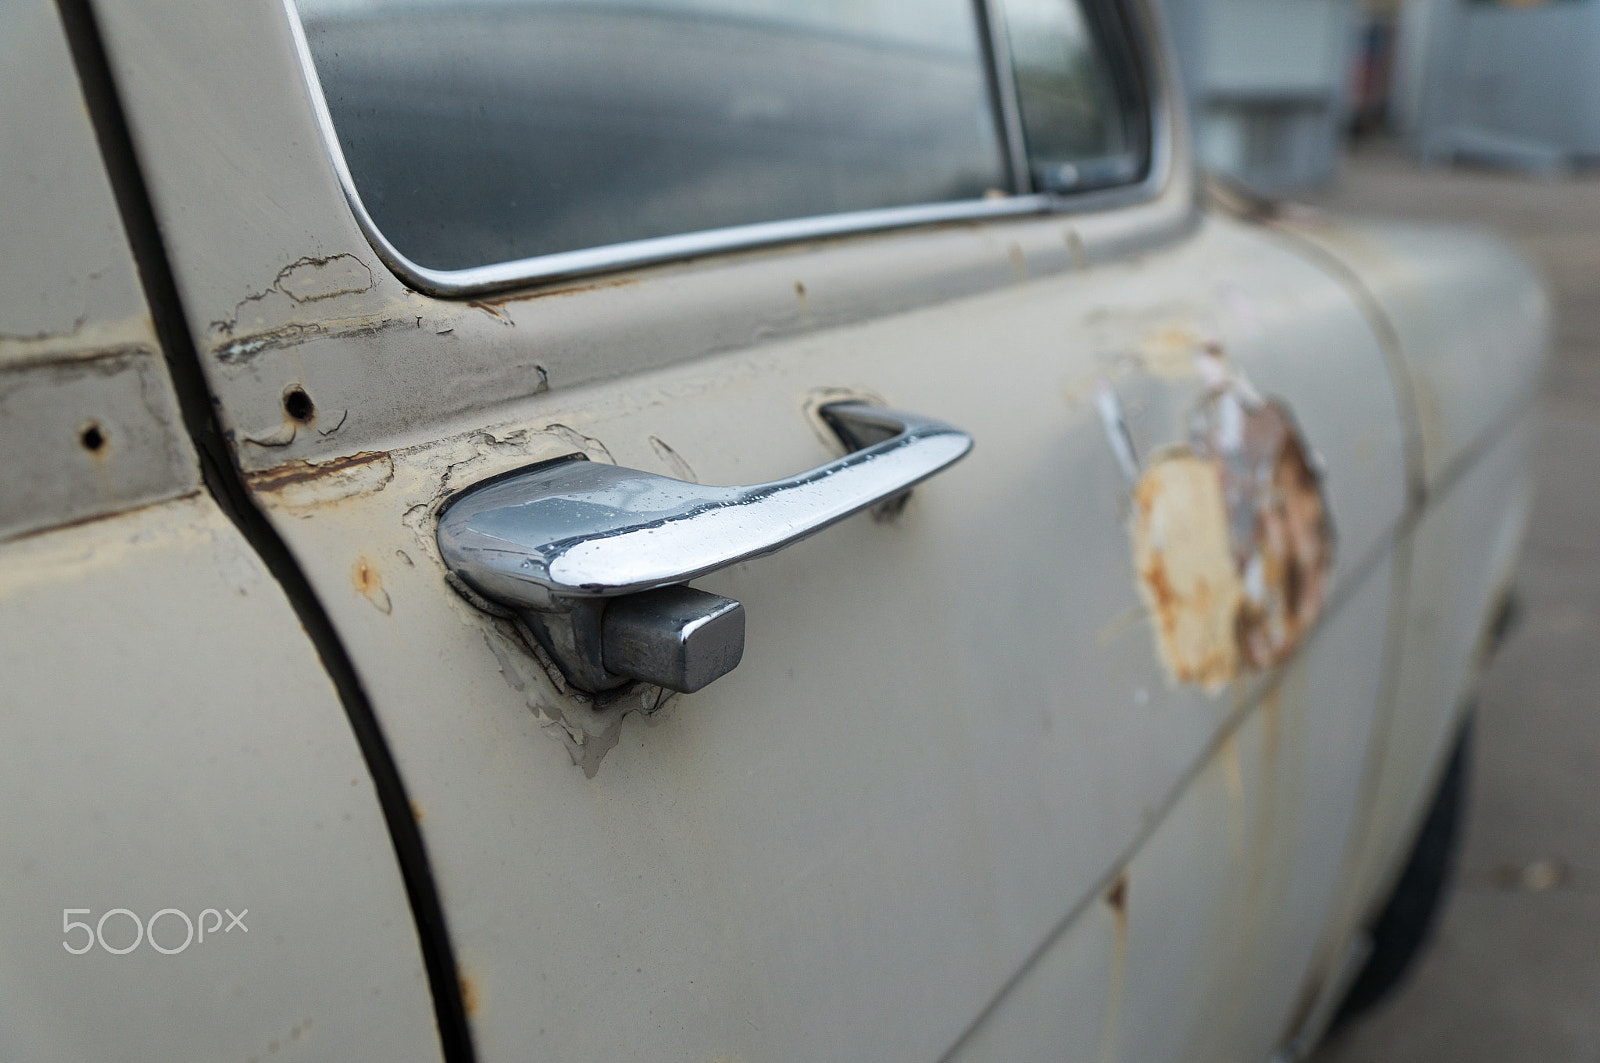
[290, 0, 1148, 276]
[1000, 0, 1146, 191]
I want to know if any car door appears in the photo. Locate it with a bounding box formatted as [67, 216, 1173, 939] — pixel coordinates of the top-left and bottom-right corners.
[90, 0, 1410, 1059]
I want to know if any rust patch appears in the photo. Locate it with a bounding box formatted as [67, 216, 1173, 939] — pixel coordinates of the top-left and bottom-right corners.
[458, 967, 480, 1017]
[1133, 455, 1242, 690]
[353, 556, 392, 615]
[1131, 374, 1334, 691]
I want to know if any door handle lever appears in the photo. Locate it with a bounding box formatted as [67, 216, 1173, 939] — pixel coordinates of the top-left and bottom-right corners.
[437, 401, 971, 693]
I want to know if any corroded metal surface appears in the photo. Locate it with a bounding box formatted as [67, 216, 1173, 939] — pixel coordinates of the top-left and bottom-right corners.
[1131, 359, 1334, 692]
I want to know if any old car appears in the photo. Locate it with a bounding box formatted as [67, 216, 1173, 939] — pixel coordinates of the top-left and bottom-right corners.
[1, 0, 1547, 1059]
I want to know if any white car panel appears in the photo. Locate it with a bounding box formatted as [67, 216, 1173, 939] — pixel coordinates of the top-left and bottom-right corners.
[0, 497, 444, 1063]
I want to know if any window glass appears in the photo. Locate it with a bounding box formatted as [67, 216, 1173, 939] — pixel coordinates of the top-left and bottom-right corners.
[294, 0, 1010, 271]
[1000, 0, 1146, 191]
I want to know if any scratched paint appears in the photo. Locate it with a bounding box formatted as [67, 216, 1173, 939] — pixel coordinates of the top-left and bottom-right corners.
[1131, 361, 1334, 690]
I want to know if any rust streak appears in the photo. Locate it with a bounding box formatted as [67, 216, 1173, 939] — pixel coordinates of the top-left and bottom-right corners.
[246, 451, 392, 493]
[476, 274, 640, 307]
[1100, 872, 1130, 1063]
[458, 967, 480, 1018]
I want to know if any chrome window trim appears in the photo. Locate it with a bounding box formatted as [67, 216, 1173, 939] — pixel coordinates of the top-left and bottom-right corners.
[976, 0, 1034, 195]
[282, 0, 1174, 299]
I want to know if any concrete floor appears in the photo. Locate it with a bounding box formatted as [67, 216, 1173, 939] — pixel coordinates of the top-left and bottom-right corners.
[1306, 143, 1600, 1062]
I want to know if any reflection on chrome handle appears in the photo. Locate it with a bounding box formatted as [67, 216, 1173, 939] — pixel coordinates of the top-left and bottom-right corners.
[438, 402, 972, 605]
[436, 402, 972, 692]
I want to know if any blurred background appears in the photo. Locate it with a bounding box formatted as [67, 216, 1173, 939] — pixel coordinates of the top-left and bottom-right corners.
[1156, 0, 1600, 1057]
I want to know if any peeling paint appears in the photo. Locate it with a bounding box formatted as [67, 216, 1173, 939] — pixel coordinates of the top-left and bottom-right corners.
[477, 622, 663, 777]
[214, 316, 411, 366]
[209, 254, 375, 336]
[0, 313, 156, 369]
[246, 451, 395, 507]
[1131, 370, 1334, 691]
[466, 300, 514, 325]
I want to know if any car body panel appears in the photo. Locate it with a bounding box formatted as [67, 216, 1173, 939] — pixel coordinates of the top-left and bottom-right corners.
[12, 0, 1547, 1059]
[0, 496, 444, 1063]
[1266, 214, 1549, 1000]
[96, 0, 1416, 1032]
[0, 0, 190, 540]
[1281, 218, 1549, 490]
[949, 554, 1394, 1063]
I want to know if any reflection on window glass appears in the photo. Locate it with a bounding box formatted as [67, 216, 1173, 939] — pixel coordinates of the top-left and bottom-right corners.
[294, 0, 1008, 271]
[1000, 0, 1141, 191]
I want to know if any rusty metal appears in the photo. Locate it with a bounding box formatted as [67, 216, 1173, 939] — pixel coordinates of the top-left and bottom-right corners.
[1132, 371, 1335, 690]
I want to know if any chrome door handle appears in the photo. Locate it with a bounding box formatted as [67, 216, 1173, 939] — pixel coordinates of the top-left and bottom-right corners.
[437, 402, 972, 693]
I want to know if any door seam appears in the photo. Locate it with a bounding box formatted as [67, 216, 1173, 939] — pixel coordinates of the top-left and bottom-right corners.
[51, 3, 476, 1060]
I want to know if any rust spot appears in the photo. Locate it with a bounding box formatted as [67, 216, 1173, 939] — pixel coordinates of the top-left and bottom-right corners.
[458, 967, 480, 1017]
[1105, 872, 1129, 919]
[410, 799, 425, 822]
[1131, 377, 1334, 690]
[353, 556, 392, 615]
